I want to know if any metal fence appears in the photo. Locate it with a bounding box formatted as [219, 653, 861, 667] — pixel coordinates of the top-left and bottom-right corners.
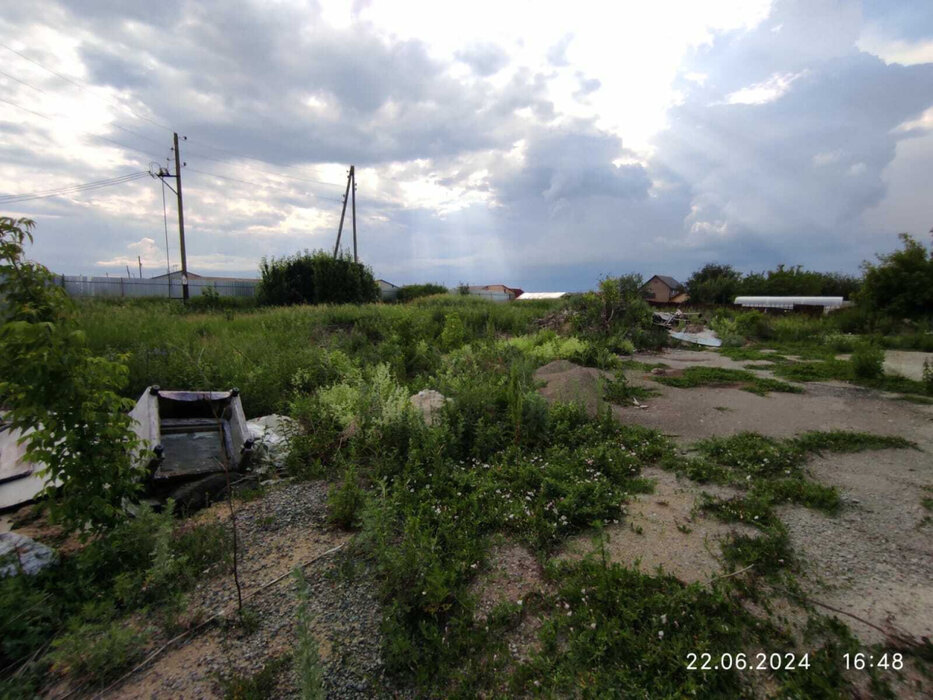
[60, 275, 258, 299]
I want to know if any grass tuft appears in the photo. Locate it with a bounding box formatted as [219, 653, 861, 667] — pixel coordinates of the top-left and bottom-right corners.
[654, 367, 803, 396]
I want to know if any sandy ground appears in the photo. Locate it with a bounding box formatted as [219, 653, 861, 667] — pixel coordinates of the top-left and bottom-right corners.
[560, 467, 759, 584]
[535, 349, 933, 654]
[836, 349, 933, 382]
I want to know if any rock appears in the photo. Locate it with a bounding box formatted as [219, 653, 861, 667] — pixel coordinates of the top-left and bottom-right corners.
[0, 531, 56, 577]
[650, 367, 666, 376]
[410, 389, 449, 426]
[246, 414, 299, 473]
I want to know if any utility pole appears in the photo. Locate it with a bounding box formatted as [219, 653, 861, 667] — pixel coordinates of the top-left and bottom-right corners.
[138, 255, 142, 278]
[173, 133, 189, 302]
[351, 167, 357, 263]
[333, 166, 353, 258]
[154, 134, 189, 301]
[334, 165, 357, 262]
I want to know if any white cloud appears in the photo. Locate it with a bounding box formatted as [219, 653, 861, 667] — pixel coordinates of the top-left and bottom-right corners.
[857, 31, 933, 67]
[725, 70, 808, 105]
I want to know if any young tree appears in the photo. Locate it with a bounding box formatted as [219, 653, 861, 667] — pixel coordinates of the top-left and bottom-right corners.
[0, 217, 145, 535]
[685, 263, 743, 305]
[858, 233, 933, 321]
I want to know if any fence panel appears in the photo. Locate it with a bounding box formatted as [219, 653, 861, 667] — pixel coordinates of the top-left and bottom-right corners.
[60, 276, 258, 299]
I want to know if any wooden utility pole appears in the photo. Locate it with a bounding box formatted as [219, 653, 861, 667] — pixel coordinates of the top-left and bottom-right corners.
[351, 168, 357, 262]
[138, 255, 142, 278]
[333, 166, 354, 258]
[173, 132, 189, 301]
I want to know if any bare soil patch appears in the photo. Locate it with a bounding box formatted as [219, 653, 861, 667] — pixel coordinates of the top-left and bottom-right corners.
[559, 467, 758, 584]
[470, 541, 550, 664]
[534, 360, 612, 416]
[778, 448, 933, 646]
[613, 348, 933, 652]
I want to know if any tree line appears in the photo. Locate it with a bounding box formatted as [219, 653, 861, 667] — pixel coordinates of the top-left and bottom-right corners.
[683, 233, 932, 322]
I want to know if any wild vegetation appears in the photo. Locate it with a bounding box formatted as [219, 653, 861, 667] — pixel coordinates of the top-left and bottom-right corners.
[2, 224, 931, 695]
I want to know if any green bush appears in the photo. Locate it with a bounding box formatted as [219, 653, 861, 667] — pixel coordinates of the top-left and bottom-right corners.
[924, 359, 933, 395]
[858, 233, 933, 321]
[851, 341, 884, 380]
[734, 310, 773, 340]
[396, 283, 448, 302]
[258, 250, 379, 306]
[327, 466, 365, 529]
[48, 619, 150, 684]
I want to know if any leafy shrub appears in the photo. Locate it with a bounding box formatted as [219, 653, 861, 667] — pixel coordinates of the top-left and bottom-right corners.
[440, 313, 467, 350]
[48, 619, 149, 683]
[924, 359, 933, 395]
[0, 217, 146, 534]
[327, 466, 365, 529]
[570, 274, 655, 347]
[823, 333, 856, 353]
[734, 310, 773, 340]
[258, 250, 379, 306]
[396, 283, 448, 302]
[851, 341, 884, 379]
[219, 656, 291, 700]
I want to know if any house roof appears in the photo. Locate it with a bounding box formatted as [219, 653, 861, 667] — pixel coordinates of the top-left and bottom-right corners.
[648, 275, 684, 291]
[516, 292, 567, 300]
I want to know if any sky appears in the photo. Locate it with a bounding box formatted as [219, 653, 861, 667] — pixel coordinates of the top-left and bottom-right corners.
[0, 0, 931, 291]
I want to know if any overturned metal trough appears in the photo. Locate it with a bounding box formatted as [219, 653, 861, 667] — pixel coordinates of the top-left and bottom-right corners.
[0, 387, 253, 513]
[131, 386, 253, 508]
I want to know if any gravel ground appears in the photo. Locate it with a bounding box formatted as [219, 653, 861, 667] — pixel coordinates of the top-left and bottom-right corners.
[101, 481, 412, 700]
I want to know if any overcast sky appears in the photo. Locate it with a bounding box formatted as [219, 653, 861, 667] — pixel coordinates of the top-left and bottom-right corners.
[1, 0, 931, 290]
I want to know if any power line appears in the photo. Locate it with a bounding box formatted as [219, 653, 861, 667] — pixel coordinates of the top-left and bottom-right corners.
[0, 42, 172, 132]
[0, 69, 45, 93]
[0, 95, 163, 160]
[0, 172, 150, 204]
[185, 166, 345, 202]
[184, 140, 345, 187]
[0, 66, 168, 152]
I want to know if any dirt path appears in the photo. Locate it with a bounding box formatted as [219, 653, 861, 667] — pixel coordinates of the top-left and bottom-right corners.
[90, 482, 401, 700]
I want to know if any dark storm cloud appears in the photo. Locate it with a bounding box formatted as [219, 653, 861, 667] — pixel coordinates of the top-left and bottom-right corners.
[646, 0, 933, 273]
[63, 1, 552, 167]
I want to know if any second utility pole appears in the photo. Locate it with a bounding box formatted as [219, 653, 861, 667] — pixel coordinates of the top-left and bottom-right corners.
[173, 132, 189, 302]
[333, 165, 356, 261]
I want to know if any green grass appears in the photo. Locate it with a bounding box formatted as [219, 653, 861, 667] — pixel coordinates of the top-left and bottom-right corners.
[510, 558, 756, 697]
[219, 656, 291, 699]
[9, 299, 922, 697]
[654, 367, 804, 396]
[772, 359, 852, 382]
[0, 504, 231, 693]
[74, 296, 563, 416]
[895, 394, 933, 405]
[667, 430, 915, 538]
[602, 370, 659, 404]
[792, 430, 915, 453]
